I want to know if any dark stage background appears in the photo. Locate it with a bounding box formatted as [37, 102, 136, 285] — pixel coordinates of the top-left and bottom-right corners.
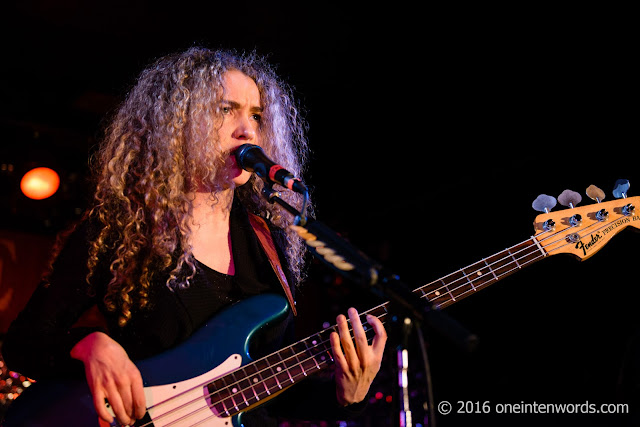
[0, 2, 638, 426]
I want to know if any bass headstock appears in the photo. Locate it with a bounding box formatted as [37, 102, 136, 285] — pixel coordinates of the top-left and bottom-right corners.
[531, 180, 639, 260]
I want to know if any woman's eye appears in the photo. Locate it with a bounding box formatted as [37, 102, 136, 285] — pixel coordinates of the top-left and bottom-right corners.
[251, 113, 262, 122]
[221, 106, 231, 114]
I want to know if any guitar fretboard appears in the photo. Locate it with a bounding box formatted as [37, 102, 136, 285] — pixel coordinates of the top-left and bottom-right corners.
[419, 237, 546, 309]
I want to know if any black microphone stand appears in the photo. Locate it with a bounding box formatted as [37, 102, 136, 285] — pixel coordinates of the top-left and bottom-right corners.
[261, 185, 478, 426]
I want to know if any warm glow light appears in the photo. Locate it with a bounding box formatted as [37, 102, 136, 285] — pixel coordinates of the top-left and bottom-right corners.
[20, 167, 60, 200]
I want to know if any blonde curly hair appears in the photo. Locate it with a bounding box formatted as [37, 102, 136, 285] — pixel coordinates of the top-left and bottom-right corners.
[87, 47, 310, 326]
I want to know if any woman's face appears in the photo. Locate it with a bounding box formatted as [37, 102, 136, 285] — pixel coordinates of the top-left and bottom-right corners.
[218, 69, 263, 187]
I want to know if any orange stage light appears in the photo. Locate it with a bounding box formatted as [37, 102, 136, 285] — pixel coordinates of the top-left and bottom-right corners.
[20, 167, 60, 200]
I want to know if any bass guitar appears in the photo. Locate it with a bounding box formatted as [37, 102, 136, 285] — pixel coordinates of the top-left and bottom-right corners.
[4, 187, 639, 426]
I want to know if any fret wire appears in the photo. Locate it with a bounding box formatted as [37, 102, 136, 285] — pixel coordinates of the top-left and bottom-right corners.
[244, 364, 261, 389]
[484, 258, 499, 281]
[507, 248, 521, 269]
[438, 279, 456, 302]
[303, 339, 321, 370]
[235, 366, 251, 395]
[273, 369, 283, 390]
[219, 395, 229, 417]
[463, 268, 477, 291]
[298, 356, 307, 377]
[277, 351, 295, 384]
[230, 371, 251, 409]
[225, 371, 240, 412]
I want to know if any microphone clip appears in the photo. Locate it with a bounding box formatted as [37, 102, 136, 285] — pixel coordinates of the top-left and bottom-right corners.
[261, 184, 308, 226]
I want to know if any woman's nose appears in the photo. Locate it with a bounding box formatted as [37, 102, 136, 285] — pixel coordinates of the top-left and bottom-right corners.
[232, 117, 256, 141]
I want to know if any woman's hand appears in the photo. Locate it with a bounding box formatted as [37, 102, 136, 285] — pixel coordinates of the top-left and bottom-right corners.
[330, 308, 387, 406]
[71, 332, 146, 425]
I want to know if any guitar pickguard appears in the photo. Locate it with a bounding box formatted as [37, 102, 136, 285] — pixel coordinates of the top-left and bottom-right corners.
[141, 354, 241, 426]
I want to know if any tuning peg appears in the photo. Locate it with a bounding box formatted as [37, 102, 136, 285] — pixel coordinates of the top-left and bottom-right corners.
[532, 194, 557, 213]
[558, 189, 582, 208]
[613, 179, 630, 199]
[586, 185, 606, 203]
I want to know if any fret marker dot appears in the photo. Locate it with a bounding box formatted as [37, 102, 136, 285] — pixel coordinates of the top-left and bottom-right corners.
[321, 355, 326, 361]
[276, 366, 282, 372]
[253, 378, 258, 383]
[477, 271, 482, 276]
[434, 291, 440, 296]
[312, 340, 317, 345]
[232, 387, 238, 393]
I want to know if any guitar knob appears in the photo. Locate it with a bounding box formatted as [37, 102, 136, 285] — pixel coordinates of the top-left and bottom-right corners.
[532, 194, 557, 213]
[558, 189, 582, 209]
[586, 185, 606, 203]
[613, 179, 630, 199]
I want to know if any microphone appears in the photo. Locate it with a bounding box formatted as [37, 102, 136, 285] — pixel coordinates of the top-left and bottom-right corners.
[235, 144, 308, 194]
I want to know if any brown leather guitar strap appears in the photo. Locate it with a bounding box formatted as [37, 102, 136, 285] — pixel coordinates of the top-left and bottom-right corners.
[247, 213, 297, 316]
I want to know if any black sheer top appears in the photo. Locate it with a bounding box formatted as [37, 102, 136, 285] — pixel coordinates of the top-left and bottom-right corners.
[3, 198, 367, 424]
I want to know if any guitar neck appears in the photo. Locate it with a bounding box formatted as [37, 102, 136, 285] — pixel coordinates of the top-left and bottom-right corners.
[206, 236, 547, 417]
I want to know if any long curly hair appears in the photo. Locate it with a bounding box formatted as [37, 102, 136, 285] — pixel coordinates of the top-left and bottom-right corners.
[87, 47, 311, 327]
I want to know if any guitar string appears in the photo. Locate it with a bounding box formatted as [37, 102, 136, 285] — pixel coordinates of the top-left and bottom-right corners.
[134, 215, 622, 426]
